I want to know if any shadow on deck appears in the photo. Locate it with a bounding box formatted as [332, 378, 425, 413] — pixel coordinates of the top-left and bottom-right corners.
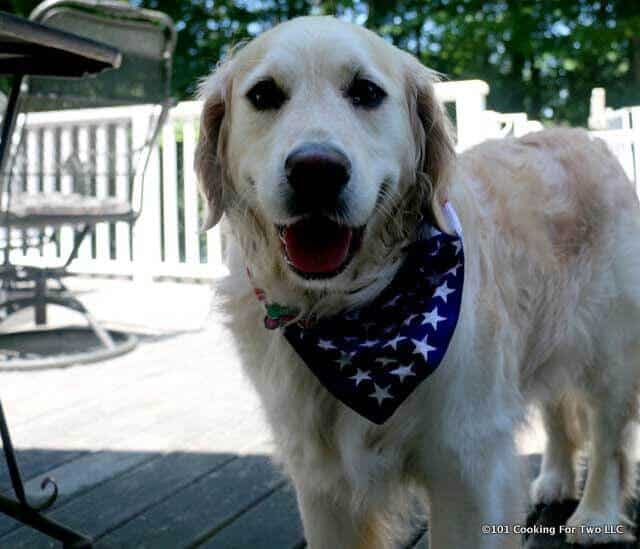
[0, 450, 637, 548]
[0, 448, 303, 548]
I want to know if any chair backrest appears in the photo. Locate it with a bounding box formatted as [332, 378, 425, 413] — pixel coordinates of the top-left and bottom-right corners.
[5, 0, 175, 221]
[29, 0, 175, 110]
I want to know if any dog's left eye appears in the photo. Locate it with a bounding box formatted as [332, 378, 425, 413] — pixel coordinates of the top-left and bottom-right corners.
[346, 78, 387, 109]
[246, 79, 287, 111]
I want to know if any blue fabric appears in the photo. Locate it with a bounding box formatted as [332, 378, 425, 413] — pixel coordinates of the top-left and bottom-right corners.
[267, 220, 465, 425]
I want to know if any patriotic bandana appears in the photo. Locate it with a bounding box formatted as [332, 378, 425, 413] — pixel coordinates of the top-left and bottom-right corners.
[255, 203, 464, 425]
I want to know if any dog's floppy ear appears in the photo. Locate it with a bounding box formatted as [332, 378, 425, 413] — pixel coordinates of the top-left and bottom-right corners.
[405, 58, 455, 228]
[195, 60, 233, 231]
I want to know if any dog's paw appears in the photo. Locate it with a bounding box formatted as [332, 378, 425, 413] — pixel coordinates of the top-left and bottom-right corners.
[564, 507, 635, 545]
[530, 470, 575, 505]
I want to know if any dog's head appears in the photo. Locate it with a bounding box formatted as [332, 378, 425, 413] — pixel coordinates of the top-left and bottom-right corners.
[196, 16, 454, 302]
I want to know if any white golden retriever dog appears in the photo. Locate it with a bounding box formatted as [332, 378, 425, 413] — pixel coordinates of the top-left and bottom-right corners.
[196, 16, 640, 549]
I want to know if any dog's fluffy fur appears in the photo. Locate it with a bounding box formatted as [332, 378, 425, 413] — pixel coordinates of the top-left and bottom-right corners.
[196, 16, 640, 548]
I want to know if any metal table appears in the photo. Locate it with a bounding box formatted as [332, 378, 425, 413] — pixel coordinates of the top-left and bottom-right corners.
[0, 10, 121, 547]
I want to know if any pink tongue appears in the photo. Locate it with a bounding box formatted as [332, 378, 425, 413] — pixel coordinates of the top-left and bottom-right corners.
[283, 218, 353, 274]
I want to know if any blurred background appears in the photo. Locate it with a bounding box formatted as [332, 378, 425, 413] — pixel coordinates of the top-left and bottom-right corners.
[7, 0, 640, 126]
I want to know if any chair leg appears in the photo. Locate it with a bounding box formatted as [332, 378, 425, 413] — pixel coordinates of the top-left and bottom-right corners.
[64, 225, 91, 269]
[53, 276, 115, 349]
[82, 310, 115, 349]
[34, 272, 46, 326]
[0, 401, 93, 547]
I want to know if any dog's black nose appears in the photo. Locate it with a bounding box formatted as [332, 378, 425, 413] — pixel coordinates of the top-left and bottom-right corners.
[285, 143, 351, 203]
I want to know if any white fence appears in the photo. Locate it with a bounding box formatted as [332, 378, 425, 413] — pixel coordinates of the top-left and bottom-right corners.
[4, 101, 226, 280]
[4, 81, 635, 281]
[435, 79, 543, 149]
[589, 87, 640, 189]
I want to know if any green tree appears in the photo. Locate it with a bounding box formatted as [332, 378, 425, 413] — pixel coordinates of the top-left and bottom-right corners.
[6, 0, 640, 125]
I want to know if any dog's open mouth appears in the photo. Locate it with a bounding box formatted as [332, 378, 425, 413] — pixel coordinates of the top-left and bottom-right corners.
[278, 217, 364, 279]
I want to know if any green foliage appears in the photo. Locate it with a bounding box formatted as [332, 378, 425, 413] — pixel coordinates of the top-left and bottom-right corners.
[6, 0, 41, 14]
[7, 0, 640, 125]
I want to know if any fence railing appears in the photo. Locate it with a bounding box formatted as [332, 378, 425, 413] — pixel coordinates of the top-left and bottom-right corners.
[3, 101, 226, 280]
[589, 87, 640, 190]
[5, 81, 635, 281]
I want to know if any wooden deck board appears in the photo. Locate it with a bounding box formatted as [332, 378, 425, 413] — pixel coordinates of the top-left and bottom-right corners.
[0, 279, 276, 547]
[96, 443, 284, 548]
[0, 450, 239, 547]
[0, 377, 245, 498]
[0, 411, 272, 543]
[197, 483, 305, 549]
[0, 449, 88, 494]
[0, 449, 154, 537]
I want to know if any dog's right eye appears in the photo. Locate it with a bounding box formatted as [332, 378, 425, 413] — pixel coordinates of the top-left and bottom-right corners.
[246, 79, 287, 111]
[346, 78, 387, 109]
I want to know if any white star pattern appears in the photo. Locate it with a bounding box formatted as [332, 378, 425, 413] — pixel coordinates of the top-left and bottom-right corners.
[375, 357, 396, 367]
[350, 369, 372, 386]
[445, 262, 462, 277]
[360, 339, 379, 348]
[369, 383, 393, 406]
[434, 280, 455, 303]
[412, 335, 436, 361]
[335, 351, 356, 370]
[421, 307, 446, 329]
[429, 241, 441, 256]
[403, 313, 419, 326]
[318, 339, 336, 350]
[452, 241, 462, 255]
[390, 363, 416, 383]
[383, 334, 406, 350]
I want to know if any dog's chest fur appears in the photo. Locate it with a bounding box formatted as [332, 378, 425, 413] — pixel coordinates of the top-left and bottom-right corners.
[221, 291, 413, 493]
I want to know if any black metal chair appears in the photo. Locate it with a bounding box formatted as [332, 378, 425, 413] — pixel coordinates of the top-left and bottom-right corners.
[0, 0, 176, 368]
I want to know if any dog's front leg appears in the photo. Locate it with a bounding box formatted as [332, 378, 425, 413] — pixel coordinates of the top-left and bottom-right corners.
[295, 485, 386, 549]
[425, 439, 525, 549]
